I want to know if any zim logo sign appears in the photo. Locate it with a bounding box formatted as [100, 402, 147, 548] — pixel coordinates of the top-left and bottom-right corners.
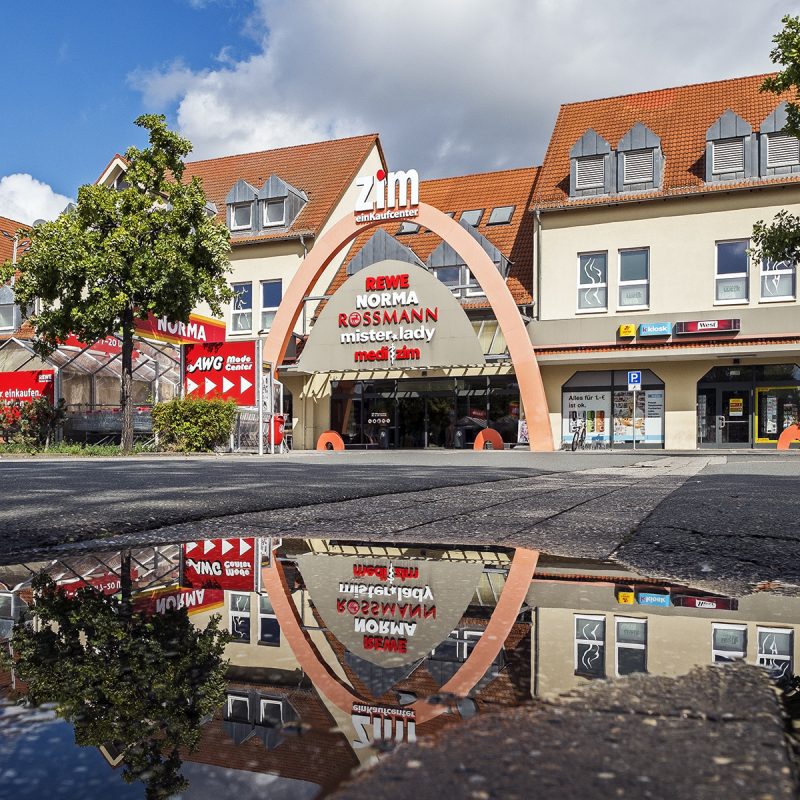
[355, 168, 419, 223]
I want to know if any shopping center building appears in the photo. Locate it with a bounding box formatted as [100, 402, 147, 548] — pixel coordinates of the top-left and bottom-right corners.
[2, 74, 800, 450]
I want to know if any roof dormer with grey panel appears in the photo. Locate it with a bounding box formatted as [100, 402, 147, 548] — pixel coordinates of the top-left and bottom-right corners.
[347, 228, 422, 276]
[759, 102, 800, 177]
[705, 110, 756, 183]
[426, 220, 510, 277]
[258, 174, 308, 233]
[616, 123, 663, 193]
[225, 179, 259, 235]
[569, 129, 614, 197]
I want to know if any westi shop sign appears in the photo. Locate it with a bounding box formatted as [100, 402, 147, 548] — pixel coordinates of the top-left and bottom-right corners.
[295, 260, 484, 373]
[184, 340, 256, 406]
[181, 537, 257, 592]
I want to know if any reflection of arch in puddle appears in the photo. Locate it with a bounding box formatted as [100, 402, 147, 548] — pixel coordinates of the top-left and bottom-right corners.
[260, 547, 538, 724]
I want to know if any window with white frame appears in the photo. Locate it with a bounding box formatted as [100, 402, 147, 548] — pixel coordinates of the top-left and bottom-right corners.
[767, 134, 800, 168]
[226, 692, 250, 722]
[715, 240, 749, 303]
[615, 618, 647, 676]
[263, 199, 285, 227]
[231, 203, 253, 231]
[231, 282, 253, 332]
[575, 615, 605, 678]
[488, 205, 515, 225]
[260, 280, 282, 330]
[712, 623, 746, 663]
[577, 252, 608, 311]
[0, 303, 13, 329]
[712, 138, 745, 175]
[430, 629, 482, 662]
[761, 258, 796, 301]
[229, 592, 251, 642]
[259, 593, 280, 646]
[757, 627, 793, 680]
[575, 156, 605, 190]
[260, 697, 284, 727]
[623, 150, 654, 185]
[618, 249, 649, 308]
[433, 265, 483, 298]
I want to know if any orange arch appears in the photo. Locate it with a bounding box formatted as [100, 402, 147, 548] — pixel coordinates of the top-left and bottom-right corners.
[260, 547, 539, 724]
[473, 428, 505, 450]
[262, 203, 553, 452]
[777, 424, 800, 450]
[316, 430, 345, 451]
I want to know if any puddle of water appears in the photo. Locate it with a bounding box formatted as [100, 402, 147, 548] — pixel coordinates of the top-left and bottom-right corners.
[0, 537, 797, 798]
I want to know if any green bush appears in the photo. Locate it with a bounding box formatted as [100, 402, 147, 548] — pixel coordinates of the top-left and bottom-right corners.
[151, 396, 237, 452]
[0, 397, 66, 448]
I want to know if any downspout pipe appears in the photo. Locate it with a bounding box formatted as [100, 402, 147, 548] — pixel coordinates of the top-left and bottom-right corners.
[534, 209, 542, 321]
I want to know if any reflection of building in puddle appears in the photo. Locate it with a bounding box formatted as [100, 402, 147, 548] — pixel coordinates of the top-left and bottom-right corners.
[529, 556, 799, 698]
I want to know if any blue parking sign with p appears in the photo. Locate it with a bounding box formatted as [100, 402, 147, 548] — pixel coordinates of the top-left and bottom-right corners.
[628, 370, 641, 387]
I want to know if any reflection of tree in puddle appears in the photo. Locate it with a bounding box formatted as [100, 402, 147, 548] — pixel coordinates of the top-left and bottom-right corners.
[10, 567, 228, 799]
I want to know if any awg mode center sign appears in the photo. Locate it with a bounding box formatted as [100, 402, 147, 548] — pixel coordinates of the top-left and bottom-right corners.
[184, 341, 256, 406]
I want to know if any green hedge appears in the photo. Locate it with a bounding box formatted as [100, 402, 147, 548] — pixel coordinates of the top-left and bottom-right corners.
[151, 396, 237, 452]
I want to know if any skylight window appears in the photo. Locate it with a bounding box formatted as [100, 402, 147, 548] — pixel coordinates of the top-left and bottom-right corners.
[460, 209, 484, 227]
[397, 221, 420, 235]
[487, 206, 515, 225]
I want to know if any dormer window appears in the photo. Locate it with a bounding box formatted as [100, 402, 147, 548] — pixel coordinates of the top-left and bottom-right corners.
[767, 134, 800, 168]
[569, 130, 612, 197]
[705, 110, 754, 182]
[623, 150, 654, 184]
[231, 203, 253, 230]
[575, 156, 605, 190]
[617, 123, 662, 192]
[263, 199, 285, 227]
[759, 104, 800, 176]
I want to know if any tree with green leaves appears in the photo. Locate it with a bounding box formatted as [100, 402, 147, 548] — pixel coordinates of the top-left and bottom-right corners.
[751, 15, 800, 268]
[11, 570, 229, 799]
[1, 115, 232, 451]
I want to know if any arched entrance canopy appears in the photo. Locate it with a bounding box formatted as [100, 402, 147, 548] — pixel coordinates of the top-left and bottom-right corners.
[263, 202, 553, 451]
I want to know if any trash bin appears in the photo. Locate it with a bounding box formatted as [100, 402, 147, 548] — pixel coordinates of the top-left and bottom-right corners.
[454, 428, 465, 449]
[379, 428, 390, 449]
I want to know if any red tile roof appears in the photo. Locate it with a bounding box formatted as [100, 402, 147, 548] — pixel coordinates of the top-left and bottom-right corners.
[326, 167, 539, 308]
[182, 134, 383, 246]
[533, 73, 797, 210]
[0, 215, 28, 265]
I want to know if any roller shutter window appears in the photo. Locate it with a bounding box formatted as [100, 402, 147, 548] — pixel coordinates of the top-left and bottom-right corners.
[712, 138, 744, 175]
[767, 134, 800, 168]
[623, 149, 654, 184]
[575, 155, 605, 190]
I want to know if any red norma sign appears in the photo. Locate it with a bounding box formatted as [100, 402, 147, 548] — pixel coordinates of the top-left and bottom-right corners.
[181, 537, 257, 592]
[184, 341, 257, 406]
[135, 312, 226, 345]
[0, 370, 54, 402]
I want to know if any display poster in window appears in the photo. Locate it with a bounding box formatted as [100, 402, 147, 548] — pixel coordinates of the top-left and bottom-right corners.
[517, 419, 530, 444]
[783, 400, 798, 430]
[765, 395, 778, 435]
[644, 390, 665, 443]
[181, 537, 257, 592]
[561, 391, 611, 445]
[295, 552, 484, 668]
[728, 397, 744, 417]
[611, 390, 664, 444]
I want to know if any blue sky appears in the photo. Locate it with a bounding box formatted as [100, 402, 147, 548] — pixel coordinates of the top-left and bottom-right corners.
[0, 0, 788, 225]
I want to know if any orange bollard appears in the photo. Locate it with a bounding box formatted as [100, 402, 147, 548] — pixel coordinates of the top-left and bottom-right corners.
[777, 423, 800, 451]
[473, 428, 505, 451]
[316, 431, 345, 451]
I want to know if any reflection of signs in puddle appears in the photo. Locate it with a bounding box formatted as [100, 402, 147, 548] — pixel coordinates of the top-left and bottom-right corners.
[181, 538, 256, 591]
[296, 553, 484, 668]
[351, 703, 416, 749]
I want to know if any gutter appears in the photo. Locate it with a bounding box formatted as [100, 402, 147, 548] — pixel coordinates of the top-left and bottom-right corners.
[534, 209, 542, 321]
[231, 231, 316, 248]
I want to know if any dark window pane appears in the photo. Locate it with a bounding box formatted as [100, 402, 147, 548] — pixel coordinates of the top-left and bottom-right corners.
[231, 615, 250, 642]
[576, 618, 605, 641]
[228, 696, 249, 721]
[618, 647, 646, 675]
[259, 617, 281, 646]
[233, 283, 252, 310]
[262, 280, 282, 308]
[713, 627, 745, 652]
[576, 642, 605, 677]
[578, 253, 607, 285]
[620, 250, 648, 282]
[435, 266, 461, 286]
[260, 700, 283, 726]
[717, 241, 748, 275]
[617, 621, 646, 644]
[758, 630, 792, 657]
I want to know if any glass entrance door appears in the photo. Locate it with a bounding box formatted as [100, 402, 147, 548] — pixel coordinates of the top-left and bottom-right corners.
[697, 385, 752, 447]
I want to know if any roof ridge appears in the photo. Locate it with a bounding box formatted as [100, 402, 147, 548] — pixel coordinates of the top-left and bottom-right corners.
[421, 165, 539, 184]
[0, 215, 29, 231]
[185, 133, 379, 166]
[559, 72, 778, 108]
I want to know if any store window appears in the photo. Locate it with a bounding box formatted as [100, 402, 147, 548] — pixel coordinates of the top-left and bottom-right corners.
[577, 252, 608, 312]
[760, 258, 795, 301]
[711, 623, 746, 662]
[561, 370, 665, 448]
[757, 628, 793, 680]
[715, 240, 749, 303]
[260, 279, 282, 330]
[231, 282, 253, 332]
[229, 593, 251, 642]
[259, 593, 280, 646]
[616, 618, 647, 676]
[618, 248, 649, 308]
[575, 615, 605, 678]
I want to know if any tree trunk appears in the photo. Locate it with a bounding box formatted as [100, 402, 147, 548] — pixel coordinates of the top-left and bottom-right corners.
[121, 307, 134, 453]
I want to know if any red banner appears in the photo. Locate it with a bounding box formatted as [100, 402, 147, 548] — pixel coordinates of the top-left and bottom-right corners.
[0, 370, 54, 403]
[673, 319, 740, 335]
[181, 538, 256, 592]
[57, 570, 138, 599]
[61, 333, 139, 360]
[133, 586, 225, 616]
[134, 312, 225, 345]
[184, 341, 257, 406]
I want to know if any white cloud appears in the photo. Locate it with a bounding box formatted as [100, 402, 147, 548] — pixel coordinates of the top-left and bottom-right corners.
[131, 0, 788, 177]
[0, 174, 73, 226]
